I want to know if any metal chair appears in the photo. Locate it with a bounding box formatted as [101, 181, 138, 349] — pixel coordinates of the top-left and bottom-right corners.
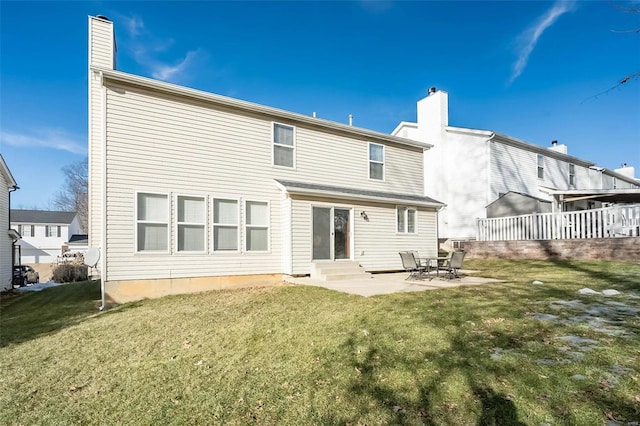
[399, 251, 427, 280]
[439, 250, 465, 279]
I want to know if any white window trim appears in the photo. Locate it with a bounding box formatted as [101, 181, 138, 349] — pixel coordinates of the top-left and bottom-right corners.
[212, 197, 241, 253]
[175, 194, 207, 254]
[569, 163, 576, 187]
[243, 199, 270, 253]
[134, 191, 170, 254]
[537, 154, 544, 180]
[272, 122, 296, 169]
[368, 142, 385, 181]
[396, 205, 418, 234]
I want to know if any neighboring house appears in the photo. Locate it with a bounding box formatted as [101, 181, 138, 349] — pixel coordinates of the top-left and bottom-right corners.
[88, 16, 443, 304]
[393, 88, 640, 242]
[11, 210, 81, 263]
[1, 154, 19, 291]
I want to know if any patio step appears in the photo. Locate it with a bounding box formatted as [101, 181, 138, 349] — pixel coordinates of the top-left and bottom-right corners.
[310, 261, 371, 281]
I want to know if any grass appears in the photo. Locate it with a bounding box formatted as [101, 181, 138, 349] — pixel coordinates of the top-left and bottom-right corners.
[1, 260, 639, 425]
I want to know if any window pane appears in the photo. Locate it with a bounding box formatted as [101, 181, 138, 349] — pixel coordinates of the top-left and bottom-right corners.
[408, 209, 416, 233]
[369, 144, 384, 162]
[274, 145, 294, 167]
[274, 124, 294, 146]
[214, 199, 237, 224]
[214, 226, 238, 251]
[397, 207, 405, 233]
[246, 201, 268, 226]
[178, 196, 205, 223]
[138, 193, 168, 221]
[178, 224, 205, 251]
[247, 227, 268, 251]
[370, 163, 383, 180]
[138, 223, 168, 251]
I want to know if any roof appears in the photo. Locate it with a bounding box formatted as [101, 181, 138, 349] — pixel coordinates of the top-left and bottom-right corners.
[68, 234, 89, 244]
[95, 67, 433, 151]
[11, 209, 77, 224]
[275, 179, 444, 208]
[486, 191, 551, 208]
[0, 154, 17, 188]
[547, 188, 640, 204]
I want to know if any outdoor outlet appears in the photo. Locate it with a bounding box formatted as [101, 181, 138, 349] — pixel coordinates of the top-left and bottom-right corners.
[360, 250, 365, 255]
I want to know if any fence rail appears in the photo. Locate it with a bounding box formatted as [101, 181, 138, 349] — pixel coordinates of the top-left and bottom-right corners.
[476, 204, 640, 241]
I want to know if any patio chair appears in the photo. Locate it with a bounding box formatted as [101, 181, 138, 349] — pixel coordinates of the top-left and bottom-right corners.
[399, 251, 427, 280]
[438, 250, 465, 280]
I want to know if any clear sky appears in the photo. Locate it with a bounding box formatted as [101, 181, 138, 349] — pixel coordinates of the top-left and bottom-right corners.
[1, 0, 639, 209]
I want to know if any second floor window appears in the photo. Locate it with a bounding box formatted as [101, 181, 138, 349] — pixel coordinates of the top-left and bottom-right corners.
[569, 163, 575, 186]
[46, 225, 61, 237]
[273, 123, 295, 168]
[369, 143, 384, 180]
[20, 225, 34, 237]
[537, 154, 544, 179]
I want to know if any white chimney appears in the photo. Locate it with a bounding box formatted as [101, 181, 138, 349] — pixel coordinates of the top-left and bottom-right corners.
[89, 15, 116, 70]
[614, 164, 636, 179]
[417, 88, 448, 144]
[547, 140, 568, 154]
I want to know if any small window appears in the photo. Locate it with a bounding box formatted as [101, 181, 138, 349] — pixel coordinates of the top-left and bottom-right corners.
[569, 163, 575, 186]
[273, 123, 295, 168]
[396, 206, 417, 234]
[177, 195, 206, 252]
[137, 192, 169, 252]
[537, 154, 544, 179]
[213, 199, 239, 251]
[245, 201, 269, 251]
[46, 225, 60, 237]
[369, 143, 384, 180]
[21, 225, 33, 237]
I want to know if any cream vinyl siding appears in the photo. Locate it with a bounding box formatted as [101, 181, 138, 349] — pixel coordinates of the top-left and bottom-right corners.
[102, 81, 426, 280]
[0, 184, 10, 290]
[290, 195, 438, 275]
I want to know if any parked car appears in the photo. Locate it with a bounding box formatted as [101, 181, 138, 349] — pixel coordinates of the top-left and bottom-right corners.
[12, 265, 39, 287]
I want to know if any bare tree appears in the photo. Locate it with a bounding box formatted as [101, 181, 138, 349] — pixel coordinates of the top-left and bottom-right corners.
[53, 158, 88, 233]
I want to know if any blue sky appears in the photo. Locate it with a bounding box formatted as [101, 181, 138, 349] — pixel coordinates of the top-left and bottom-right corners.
[1, 0, 639, 209]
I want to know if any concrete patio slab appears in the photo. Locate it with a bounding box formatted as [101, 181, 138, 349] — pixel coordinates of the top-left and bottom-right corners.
[284, 271, 505, 297]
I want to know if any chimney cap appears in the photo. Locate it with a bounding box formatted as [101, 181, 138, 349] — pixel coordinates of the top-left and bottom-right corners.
[551, 140, 558, 146]
[96, 15, 111, 21]
[428, 87, 437, 95]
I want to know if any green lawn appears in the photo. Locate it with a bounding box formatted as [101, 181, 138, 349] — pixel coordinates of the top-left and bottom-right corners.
[1, 260, 639, 425]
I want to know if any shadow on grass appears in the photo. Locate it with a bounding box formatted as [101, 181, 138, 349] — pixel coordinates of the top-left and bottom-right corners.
[0, 281, 101, 347]
[323, 260, 640, 424]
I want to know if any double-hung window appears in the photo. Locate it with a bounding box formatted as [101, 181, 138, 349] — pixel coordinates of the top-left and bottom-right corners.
[213, 199, 239, 251]
[21, 225, 33, 237]
[245, 200, 269, 251]
[369, 143, 384, 180]
[46, 225, 61, 237]
[177, 195, 206, 252]
[137, 193, 169, 252]
[537, 154, 544, 179]
[397, 206, 417, 234]
[273, 123, 295, 168]
[569, 163, 576, 186]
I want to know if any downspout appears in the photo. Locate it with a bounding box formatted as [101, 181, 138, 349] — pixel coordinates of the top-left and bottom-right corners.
[99, 70, 108, 310]
[8, 185, 19, 268]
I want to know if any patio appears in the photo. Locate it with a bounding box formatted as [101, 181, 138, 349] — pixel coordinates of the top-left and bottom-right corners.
[285, 270, 504, 297]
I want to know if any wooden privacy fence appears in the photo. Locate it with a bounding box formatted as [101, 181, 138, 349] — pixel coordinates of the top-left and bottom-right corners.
[476, 204, 640, 241]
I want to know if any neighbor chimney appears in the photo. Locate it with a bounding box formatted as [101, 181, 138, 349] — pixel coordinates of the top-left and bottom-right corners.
[428, 87, 437, 95]
[89, 15, 116, 70]
[551, 140, 558, 146]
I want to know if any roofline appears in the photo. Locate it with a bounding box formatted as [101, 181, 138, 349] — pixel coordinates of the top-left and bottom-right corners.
[547, 188, 640, 195]
[391, 121, 418, 136]
[0, 154, 18, 188]
[490, 132, 595, 167]
[274, 180, 445, 208]
[94, 67, 433, 151]
[445, 126, 493, 137]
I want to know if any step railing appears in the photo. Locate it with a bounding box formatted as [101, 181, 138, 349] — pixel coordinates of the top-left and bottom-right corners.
[476, 204, 640, 241]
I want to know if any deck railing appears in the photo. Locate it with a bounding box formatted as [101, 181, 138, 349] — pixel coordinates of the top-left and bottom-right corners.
[476, 204, 640, 241]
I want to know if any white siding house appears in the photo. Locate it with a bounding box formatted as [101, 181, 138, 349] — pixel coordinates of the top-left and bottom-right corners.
[11, 210, 81, 263]
[88, 16, 443, 304]
[393, 89, 640, 241]
[1, 155, 19, 291]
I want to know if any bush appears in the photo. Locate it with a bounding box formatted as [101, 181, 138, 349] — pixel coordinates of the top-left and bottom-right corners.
[52, 264, 88, 283]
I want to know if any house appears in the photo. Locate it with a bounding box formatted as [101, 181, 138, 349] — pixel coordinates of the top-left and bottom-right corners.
[393, 88, 640, 244]
[87, 15, 443, 304]
[1, 154, 19, 291]
[10, 210, 82, 263]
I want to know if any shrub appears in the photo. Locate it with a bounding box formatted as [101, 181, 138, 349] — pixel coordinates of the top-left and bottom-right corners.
[52, 264, 88, 283]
